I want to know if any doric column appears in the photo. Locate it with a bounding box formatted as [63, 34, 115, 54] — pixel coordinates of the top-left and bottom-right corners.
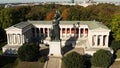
[13, 34, 16, 44]
[39, 28, 41, 37]
[17, 34, 20, 44]
[60, 28, 62, 39]
[65, 28, 67, 38]
[105, 35, 109, 47]
[95, 35, 98, 46]
[20, 34, 23, 45]
[48, 28, 49, 37]
[9, 34, 12, 44]
[70, 28, 71, 35]
[12, 34, 14, 44]
[93, 35, 96, 46]
[43, 28, 45, 34]
[22, 34, 25, 44]
[84, 28, 85, 37]
[100, 35, 103, 46]
[7, 34, 10, 44]
[16, 34, 18, 44]
[74, 27, 76, 37]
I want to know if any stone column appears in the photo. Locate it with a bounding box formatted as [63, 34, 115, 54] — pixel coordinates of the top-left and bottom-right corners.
[70, 28, 71, 35]
[105, 35, 109, 47]
[95, 35, 98, 46]
[39, 28, 41, 37]
[74, 27, 76, 37]
[48, 28, 49, 38]
[9, 34, 11, 44]
[13, 34, 16, 44]
[65, 28, 67, 38]
[22, 34, 25, 44]
[7, 34, 10, 44]
[100, 35, 103, 46]
[17, 34, 20, 44]
[20, 34, 23, 45]
[43, 28, 45, 34]
[83, 29, 85, 38]
[16, 34, 18, 44]
[60, 28, 62, 39]
[43, 28, 45, 37]
[11, 34, 14, 45]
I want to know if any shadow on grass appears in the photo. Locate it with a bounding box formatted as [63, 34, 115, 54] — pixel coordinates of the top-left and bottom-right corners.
[0, 55, 17, 68]
[83, 54, 92, 68]
[40, 48, 49, 57]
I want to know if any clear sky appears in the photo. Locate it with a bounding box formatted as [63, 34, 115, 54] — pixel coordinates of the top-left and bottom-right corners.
[0, 0, 120, 3]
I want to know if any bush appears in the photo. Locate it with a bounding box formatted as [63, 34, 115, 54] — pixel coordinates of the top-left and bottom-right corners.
[18, 43, 40, 61]
[116, 49, 120, 58]
[62, 52, 86, 68]
[110, 40, 120, 51]
[91, 49, 113, 68]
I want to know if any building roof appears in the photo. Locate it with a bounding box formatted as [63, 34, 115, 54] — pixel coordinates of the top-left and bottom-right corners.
[5, 20, 110, 30]
[28, 20, 110, 30]
[5, 21, 31, 30]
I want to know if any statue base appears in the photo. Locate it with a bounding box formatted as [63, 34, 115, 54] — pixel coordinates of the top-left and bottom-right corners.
[48, 41, 62, 57]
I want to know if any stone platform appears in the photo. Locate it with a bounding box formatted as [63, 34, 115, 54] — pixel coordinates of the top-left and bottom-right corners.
[48, 41, 62, 57]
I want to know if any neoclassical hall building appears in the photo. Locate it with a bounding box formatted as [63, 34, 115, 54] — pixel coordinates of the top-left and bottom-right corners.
[2, 20, 113, 55]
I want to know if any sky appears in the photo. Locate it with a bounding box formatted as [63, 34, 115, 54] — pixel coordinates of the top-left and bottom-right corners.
[0, 0, 120, 4]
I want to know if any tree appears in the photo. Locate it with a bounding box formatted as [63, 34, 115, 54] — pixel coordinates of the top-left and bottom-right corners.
[46, 10, 55, 20]
[91, 49, 113, 68]
[26, 6, 47, 20]
[18, 43, 39, 61]
[62, 8, 69, 20]
[111, 11, 120, 41]
[62, 52, 86, 68]
[0, 8, 14, 28]
[110, 40, 120, 51]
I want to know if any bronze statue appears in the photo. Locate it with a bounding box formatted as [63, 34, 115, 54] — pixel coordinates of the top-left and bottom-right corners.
[50, 11, 62, 41]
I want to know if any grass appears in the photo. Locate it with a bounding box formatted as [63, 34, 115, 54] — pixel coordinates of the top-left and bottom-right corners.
[116, 49, 120, 58]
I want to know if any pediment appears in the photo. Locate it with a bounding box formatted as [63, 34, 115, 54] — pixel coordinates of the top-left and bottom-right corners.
[5, 26, 21, 31]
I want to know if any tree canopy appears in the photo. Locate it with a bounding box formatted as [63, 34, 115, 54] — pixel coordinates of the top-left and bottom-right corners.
[62, 52, 86, 68]
[91, 49, 113, 68]
[18, 43, 40, 61]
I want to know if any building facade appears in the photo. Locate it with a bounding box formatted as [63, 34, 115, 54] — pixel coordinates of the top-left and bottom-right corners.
[2, 20, 113, 55]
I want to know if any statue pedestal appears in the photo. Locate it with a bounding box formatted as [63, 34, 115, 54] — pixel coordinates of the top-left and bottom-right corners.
[48, 41, 62, 57]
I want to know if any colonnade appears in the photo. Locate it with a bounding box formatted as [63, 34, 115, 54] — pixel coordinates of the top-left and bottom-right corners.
[92, 35, 108, 47]
[33, 27, 88, 39]
[7, 34, 24, 45]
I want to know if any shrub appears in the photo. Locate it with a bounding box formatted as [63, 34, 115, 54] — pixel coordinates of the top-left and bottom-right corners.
[91, 49, 113, 68]
[116, 49, 120, 58]
[62, 52, 86, 68]
[39, 56, 46, 63]
[110, 40, 120, 51]
[18, 43, 40, 61]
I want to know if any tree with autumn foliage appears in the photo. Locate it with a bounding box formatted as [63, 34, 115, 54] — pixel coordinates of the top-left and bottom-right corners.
[46, 11, 55, 20]
[62, 8, 69, 20]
